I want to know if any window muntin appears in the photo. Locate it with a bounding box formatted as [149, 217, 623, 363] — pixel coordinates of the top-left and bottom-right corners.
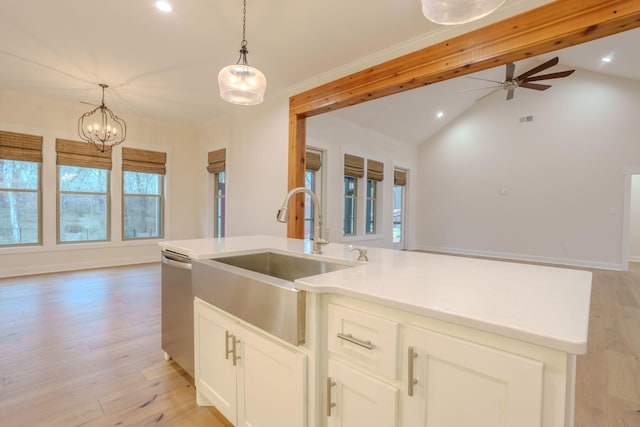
[366, 179, 377, 234]
[58, 165, 109, 243]
[123, 171, 163, 239]
[214, 171, 226, 238]
[344, 176, 357, 236]
[0, 159, 41, 245]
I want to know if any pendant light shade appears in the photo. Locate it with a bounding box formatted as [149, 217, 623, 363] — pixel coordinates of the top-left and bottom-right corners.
[218, 60, 267, 105]
[218, 0, 266, 105]
[420, 0, 506, 25]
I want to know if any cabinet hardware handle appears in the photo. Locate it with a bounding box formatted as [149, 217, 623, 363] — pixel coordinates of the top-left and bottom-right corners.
[225, 330, 233, 360]
[327, 377, 336, 417]
[231, 336, 241, 366]
[336, 332, 374, 350]
[408, 346, 418, 397]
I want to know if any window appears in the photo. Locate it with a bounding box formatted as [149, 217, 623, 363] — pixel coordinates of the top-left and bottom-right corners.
[344, 176, 357, 236]
[214, 171, 225, 238]
[393, 168, 408, 245]
[207, 148, 226, 238]
[304, 149, 322, 240]
[0, 130, 43, 246]
[123, 171, 163, 239]
[122, 147, 166, 240]
[366, 179, 377, 234]
[0, 160, 41, 245]
[344, 154, 364, 236]
[56, 139, 112, 243]
[59, 165, 109, 242]
[365, 159, 383, 235]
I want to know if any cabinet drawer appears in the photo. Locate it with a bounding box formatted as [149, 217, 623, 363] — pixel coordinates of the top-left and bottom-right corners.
[328, 303, 399, 379]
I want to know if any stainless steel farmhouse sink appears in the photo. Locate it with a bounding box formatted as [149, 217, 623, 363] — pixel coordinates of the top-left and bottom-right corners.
[192, 251, 356, 345]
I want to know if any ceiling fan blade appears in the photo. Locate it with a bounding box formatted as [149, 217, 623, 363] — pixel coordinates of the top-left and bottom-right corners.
[521, 70, 575, 82]
[516, 56, 559, 81]
[465, 76, 503, 84]
[506, 89, 515, 100]
[505, 63, 515, 81]
[519, 82, 552, 91]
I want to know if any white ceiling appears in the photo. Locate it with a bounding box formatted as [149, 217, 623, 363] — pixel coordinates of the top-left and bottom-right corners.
[0, 0, 637, 136]
[326, 27, 640, 145]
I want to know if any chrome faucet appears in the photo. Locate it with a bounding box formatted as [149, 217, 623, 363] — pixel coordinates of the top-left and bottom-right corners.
[277, 187, 328, 254]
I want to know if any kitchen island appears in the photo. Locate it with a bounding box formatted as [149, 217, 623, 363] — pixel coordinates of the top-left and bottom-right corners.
[159, 235, 592, 427]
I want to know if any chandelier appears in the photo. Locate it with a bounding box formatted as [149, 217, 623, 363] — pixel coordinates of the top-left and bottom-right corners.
[420, 0, 506, 25]
[218, 0, 267, 105]
[78, 84, 127, 153]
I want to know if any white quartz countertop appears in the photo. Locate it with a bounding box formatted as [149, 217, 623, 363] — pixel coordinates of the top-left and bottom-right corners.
[159, 236, 592, 354]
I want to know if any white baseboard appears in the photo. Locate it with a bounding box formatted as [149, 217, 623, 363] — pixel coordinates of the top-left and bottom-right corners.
[413, 245, 624, 271]
[629, 256, 640, 263]
[0, 255, 159, 278]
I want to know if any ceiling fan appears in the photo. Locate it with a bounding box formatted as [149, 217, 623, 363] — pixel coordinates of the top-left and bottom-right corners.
[469, 56, 575, 100]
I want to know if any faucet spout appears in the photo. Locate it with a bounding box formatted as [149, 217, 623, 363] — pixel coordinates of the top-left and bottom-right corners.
[277, 187, 328, 254]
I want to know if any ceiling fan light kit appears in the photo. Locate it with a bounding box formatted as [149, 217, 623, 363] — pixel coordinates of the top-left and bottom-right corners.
[78, 84, 127, 153]
[420, 0, 506, 25]
[218, 0, 267, 105]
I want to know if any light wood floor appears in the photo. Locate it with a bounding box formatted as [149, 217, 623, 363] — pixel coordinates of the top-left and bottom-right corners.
[0, 261, 639, 426]
[0, 264, 231, 427]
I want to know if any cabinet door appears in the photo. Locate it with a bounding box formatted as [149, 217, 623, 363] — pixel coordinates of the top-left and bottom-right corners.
[237, 326, 308, 427]
[194, 300, 238, 425]
[403, 326, 544, 427]
[327, 359, 398, 427]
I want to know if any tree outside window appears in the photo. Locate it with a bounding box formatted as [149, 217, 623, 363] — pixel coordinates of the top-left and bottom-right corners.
[0, 159, 40, 245]
[58, 165, 109, 242]
[123, 171, 163, 239]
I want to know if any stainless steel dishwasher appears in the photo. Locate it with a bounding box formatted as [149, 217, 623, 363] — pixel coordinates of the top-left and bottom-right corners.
[161, 250, 194, 377]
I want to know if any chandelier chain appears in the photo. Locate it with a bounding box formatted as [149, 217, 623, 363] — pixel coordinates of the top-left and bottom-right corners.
[241, 0, 247, 46]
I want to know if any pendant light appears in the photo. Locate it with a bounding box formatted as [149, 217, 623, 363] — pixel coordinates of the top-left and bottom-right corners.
[218, 0, 267, 105]
[77, 84, 127, 153]
[420, 0, 506, 25]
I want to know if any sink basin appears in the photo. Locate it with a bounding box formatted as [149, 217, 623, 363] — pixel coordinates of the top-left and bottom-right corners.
[211, 250, 355, 282]
[192, 250, 356, 346]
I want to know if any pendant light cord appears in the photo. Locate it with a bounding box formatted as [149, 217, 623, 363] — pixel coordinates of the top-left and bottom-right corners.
[238, 0, 249, 65]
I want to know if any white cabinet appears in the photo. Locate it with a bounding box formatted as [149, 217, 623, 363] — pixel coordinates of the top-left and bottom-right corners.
[326, 303, 400, 427]
[194, 298, 307, 427]
[327, 359, 398, 427]
[402, 325, 544, 427]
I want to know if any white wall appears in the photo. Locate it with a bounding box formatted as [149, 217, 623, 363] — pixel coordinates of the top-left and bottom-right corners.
[415, 69, 640, 270]
[196, 94, 291, 239]
[0, 89, 200, 277]
[631, 174, 640, 262]
[307, 114, 418, 249]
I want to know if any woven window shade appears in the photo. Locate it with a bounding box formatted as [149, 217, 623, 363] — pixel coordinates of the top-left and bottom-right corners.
[122, 147, 166, 175]
[0, 130, 43, 162]
[367, 159, 384, 182]
[56, 138, 112, 170]
[207, 148, 226, 173]
[306, 151, 321, 171]
[344, 154, 364, 178]
[394, 169, 407, 186]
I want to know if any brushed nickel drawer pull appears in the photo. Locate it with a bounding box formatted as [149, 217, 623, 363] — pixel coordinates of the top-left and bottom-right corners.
[408, 346, 418, 396]
[327, 377, 336, 416]
[225, 330, 232, 360]
[337, 332, 374, 350]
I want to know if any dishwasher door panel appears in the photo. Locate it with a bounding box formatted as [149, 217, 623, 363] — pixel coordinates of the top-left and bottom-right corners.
[161, 252, 194, 377]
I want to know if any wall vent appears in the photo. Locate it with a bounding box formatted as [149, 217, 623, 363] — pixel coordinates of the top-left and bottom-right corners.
[519, 115, 534, 123]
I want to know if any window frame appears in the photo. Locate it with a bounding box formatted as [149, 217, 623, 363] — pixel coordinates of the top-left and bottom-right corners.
[0, 159, 42, 247]
[57, 165, 111, 244]
[122, 170, 165, 241]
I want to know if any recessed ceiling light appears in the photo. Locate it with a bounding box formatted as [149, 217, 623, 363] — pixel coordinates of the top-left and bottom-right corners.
[155, 0, 172, 13]
[436, 111, 444, 119]
[601, 56, 612, 63]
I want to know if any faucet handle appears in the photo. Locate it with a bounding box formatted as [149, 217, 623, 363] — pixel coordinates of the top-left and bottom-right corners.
[350, 247, 368, 262]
